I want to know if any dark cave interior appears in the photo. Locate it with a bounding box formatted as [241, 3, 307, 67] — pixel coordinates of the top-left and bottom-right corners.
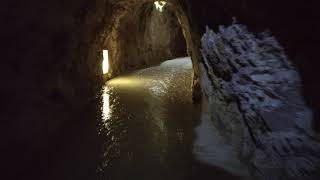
[1, 0, 320, 179]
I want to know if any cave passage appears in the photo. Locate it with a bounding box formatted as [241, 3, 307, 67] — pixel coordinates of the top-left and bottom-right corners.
[96, 57, 247, 180]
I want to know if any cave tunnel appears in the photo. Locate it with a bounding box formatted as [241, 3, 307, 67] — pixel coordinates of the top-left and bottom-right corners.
[102, 1, 187, 76]
[99, 0, 201, 100]
[2, 0, 320, 180]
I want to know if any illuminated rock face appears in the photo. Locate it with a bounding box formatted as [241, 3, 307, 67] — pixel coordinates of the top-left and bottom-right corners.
[107, 2, 187, 74]
[200, 23, 320, 180]
[186, 0, 320, 131]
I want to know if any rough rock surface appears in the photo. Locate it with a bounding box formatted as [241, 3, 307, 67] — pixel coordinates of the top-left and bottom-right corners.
[108, 3, 187, 73]
[200, 23, 320, 180]
[185, 0, 320, 128]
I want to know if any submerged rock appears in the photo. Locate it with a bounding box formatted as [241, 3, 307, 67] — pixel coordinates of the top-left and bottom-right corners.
[200, 23, 320, 180]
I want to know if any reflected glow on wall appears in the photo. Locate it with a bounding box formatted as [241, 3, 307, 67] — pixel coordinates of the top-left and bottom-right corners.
[103, 50, 109, 74]
[154, 1, 167, 12]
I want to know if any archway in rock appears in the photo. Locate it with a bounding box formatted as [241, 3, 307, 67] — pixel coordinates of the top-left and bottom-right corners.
[104, 1, 187, 75]
[96, 0, 202, 101]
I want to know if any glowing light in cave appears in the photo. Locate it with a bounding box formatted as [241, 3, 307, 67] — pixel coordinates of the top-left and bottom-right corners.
[154, 1, 167, 12]
[103, 50, 109, 74]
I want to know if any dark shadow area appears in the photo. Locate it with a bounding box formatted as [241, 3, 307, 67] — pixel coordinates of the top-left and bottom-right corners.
[46, 98, 103, 180]
[190, 161, 244, 180]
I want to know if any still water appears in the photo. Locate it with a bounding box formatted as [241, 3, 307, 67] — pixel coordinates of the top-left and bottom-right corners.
[97, 57, 247, 180]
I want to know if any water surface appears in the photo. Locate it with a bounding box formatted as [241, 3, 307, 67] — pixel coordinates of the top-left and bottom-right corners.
[97, 57, 246, 180]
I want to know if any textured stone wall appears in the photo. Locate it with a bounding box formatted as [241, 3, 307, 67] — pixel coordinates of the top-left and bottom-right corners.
[200, 23, 320, 180]
[100, 0, 201, 101]
[185, 0, 320, 130]
[1, 0, 113, 178]
[104, 2, 187, 75]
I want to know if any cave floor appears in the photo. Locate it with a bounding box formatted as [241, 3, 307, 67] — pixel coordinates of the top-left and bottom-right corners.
[48, 57, 247, 180]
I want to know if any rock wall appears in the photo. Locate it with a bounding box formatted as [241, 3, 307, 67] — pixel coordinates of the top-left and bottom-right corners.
[185, 0, 320, 130]
[104, 2, 187, 74]
[102, 0, 202, 100]
[1, 0, 114, 178]
[200, 23, 320, 180]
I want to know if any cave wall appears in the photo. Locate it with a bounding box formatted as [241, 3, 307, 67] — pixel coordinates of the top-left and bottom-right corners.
[200, 24, 320, 179]
[1, 0, 118, 178]
[104, 2, 187, 74]
[186, 0, 320, 178]
[185, 0, 320, 129]
[101, 0, 203, 100]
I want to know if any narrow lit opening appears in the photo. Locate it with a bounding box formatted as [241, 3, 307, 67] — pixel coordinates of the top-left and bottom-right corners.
[103, 50, 109, 74]
[154, 1, 167, 12]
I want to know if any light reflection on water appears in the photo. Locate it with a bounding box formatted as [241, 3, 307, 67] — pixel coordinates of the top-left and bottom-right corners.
[102, 86, 111, 124]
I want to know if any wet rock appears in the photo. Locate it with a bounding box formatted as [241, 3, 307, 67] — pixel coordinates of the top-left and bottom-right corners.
[200, 23, 320, 179]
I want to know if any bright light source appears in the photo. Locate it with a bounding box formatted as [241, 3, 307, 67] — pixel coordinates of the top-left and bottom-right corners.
[154, 1, 167, 12]
[103, 50, 109, 74]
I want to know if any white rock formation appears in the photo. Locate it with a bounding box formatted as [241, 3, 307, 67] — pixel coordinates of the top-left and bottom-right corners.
[200, 22, 320, 180]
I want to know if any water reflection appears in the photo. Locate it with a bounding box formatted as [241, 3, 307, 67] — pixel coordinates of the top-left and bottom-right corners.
[98, 57, 199, 180]
[102, 86, 111, 123]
